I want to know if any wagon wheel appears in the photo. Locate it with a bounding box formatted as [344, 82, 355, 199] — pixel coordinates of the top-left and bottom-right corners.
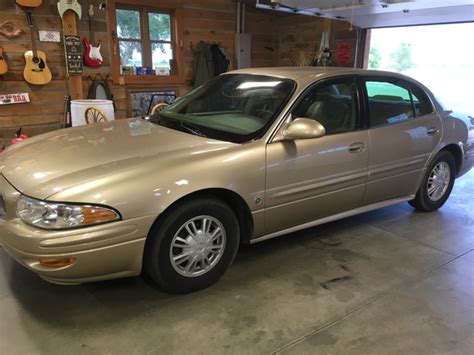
[85, 107, 107, 124]
[150, 102, 169, 116]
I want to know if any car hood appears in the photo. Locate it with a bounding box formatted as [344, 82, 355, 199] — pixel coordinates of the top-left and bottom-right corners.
[0, 118, 233, 199]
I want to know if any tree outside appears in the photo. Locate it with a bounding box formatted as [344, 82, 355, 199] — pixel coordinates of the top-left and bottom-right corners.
[116, 9, 172, 67]
[368, 47, 382, 69]
[388, 42, 415, 73]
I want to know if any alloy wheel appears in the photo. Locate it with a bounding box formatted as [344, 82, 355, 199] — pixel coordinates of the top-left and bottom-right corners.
[169, 215, 226, 278]
[427, 161, 451, 202]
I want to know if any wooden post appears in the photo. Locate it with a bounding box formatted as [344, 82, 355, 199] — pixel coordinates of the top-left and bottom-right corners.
[62, 11, 83, 100]
[322, 18, 332, 35]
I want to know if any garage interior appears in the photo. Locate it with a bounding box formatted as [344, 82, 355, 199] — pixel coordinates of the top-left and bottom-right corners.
[0, 0, 473, 354]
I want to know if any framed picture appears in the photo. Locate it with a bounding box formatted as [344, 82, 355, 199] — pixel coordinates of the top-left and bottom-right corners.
[127, 89, 178, 117]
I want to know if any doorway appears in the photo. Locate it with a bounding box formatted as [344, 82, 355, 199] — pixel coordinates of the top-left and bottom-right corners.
[366, 23, 474, 115]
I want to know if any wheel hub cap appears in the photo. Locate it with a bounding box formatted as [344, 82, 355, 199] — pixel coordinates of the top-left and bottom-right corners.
[169, 216, 226, 278]
[427, 162, 451, 202]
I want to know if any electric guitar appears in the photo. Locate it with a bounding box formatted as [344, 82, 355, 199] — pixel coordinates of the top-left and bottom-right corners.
[83, 4, 103, 67]
[23, 11, 52, 85]
[0, 47, 8, 75]
[15, 0, 43, 7]
[57, 0, 82, 19]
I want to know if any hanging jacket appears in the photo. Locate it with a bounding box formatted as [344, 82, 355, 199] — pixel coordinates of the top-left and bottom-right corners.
[192, 41, 214, 88]
[210, 44, 230, 76]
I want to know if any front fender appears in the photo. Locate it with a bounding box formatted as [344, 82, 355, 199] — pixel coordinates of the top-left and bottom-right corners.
[46, 141, 267, 221]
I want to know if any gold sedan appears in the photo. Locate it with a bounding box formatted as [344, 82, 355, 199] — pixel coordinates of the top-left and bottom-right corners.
[1, 68, 473, 293]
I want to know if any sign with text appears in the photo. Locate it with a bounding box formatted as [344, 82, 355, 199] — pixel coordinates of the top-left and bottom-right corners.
[337, 41, 352, 66]
[64, 35, 83, 75]
[0, 93, 30, 105]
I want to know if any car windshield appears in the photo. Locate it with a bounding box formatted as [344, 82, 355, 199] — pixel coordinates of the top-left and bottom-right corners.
[150, 74, 296, 143]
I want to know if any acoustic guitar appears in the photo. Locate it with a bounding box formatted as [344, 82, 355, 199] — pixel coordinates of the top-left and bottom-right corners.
[83, 4, 103, 67]
[0, 47, 8, 75]
[23, 10, 52, 85]
[15, 0, 43, 7]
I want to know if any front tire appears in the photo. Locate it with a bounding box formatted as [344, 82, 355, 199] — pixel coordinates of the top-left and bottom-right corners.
[409, 150, 456, 212]
[144, 197, 240, 294]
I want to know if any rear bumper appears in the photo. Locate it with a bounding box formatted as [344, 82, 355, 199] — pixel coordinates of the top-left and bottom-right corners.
[0, 215, 156, 284]
[458, 139, 474, 177]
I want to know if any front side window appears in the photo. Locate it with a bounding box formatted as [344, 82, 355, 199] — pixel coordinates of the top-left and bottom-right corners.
[116, 7, 175, 75]
[365, 80, 415, 127]
[292, 79, 359, 135]
[151, 74, 296, 143]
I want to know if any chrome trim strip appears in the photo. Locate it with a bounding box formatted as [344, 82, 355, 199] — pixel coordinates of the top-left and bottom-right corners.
[369, 155, 428, 177]
[269, 170, 367, 200]
[250, 195, 415, 244]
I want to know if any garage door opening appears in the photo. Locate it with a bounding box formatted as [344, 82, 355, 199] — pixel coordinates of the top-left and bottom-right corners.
[366, 23, 474, 115]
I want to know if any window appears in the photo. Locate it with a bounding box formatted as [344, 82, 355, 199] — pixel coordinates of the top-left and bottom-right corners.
[116, 7, 175, 75]
[365, 81, 415, 127]
[409, 84, 434, 116]
[365, 80, 434, 128]
[292, 79, 359, 135]
[155, 74, 296, 143]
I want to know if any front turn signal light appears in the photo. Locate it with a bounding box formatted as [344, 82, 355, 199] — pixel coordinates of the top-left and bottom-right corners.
[39, 257, 76, 268]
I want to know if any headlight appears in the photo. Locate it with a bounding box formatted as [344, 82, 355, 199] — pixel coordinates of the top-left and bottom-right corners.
[17, 195, 120, 230]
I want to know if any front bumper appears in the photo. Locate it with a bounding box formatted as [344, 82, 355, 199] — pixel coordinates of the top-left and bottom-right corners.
[0, 175, 156, 284]
[0, 217, 156, 284]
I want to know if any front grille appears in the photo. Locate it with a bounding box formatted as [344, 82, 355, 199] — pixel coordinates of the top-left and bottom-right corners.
[0, 195, 6, 220]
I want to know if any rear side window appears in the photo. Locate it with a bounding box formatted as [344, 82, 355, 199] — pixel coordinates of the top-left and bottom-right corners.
[365, 81, 414, 127]
[410, 84, 434, 116]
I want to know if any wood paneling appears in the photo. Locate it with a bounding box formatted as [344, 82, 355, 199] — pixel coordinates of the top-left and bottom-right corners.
[276, 14, 357, 67]
[0, 0, 357, 144]
[0, 0, 115, 144]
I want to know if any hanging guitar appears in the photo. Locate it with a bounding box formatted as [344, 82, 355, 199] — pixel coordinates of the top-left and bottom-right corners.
[83, 4, 103, 67]
[15, 0, 43, 7]
[57, 0, 82, 19]
[0, 47, 8, 75]
[23, 10, 52, 85]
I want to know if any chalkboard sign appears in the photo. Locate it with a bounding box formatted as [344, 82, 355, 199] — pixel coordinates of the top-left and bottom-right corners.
[64, 35, 83, 75]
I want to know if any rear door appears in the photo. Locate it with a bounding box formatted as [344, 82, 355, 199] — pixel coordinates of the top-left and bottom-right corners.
[362, 77, 442, 205]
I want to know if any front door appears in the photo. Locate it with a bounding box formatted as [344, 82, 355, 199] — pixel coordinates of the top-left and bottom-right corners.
[264, 77, 369, 234]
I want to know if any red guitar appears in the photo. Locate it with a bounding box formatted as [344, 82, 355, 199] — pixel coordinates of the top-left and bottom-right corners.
[83, 4, 103, 67]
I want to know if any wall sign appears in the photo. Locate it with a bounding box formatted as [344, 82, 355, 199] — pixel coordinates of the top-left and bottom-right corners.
[336, 41, 352, 66]
[0, 93, 30, 105]
[39, 30, 61, 43]
[64, 35, 83, 75]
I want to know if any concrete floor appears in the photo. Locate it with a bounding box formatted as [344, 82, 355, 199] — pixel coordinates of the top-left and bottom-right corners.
[1, 170, 473, 355]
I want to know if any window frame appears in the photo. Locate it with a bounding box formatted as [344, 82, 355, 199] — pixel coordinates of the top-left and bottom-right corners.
[288, 75, 364, 136]
[361, 76, 435, 129]
[108, 0, 185, 85]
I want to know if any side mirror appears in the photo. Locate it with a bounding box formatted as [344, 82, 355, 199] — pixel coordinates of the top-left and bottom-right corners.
[280, 117, 326, 141]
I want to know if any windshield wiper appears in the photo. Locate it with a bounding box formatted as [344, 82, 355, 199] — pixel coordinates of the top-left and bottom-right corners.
[150, 112, 206, 138]
[179, 121, 207, 137]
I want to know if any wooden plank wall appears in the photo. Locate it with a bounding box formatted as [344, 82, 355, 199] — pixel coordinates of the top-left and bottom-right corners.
[276, 13, 357, 67]
[0, 0, 111, 143]
[0, 0, 357, 144]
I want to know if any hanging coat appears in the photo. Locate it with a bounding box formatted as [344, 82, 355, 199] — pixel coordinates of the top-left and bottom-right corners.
[192, 41, 214, 88]
[210, 44, 230, 76]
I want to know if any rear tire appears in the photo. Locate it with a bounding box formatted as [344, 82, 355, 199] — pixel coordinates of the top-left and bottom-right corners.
[409, 150, 456, 212]
[144, 197, 240, 294]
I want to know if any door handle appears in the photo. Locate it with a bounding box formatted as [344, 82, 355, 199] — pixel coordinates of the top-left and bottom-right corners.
[427, 127, 440, 136]
[348, 142, 366, 153]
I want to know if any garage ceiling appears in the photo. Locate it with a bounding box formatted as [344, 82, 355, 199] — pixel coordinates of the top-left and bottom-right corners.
[256, 0, 474, 28]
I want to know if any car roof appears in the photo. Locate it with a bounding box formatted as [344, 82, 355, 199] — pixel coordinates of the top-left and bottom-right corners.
[225, 66, 415, 83]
